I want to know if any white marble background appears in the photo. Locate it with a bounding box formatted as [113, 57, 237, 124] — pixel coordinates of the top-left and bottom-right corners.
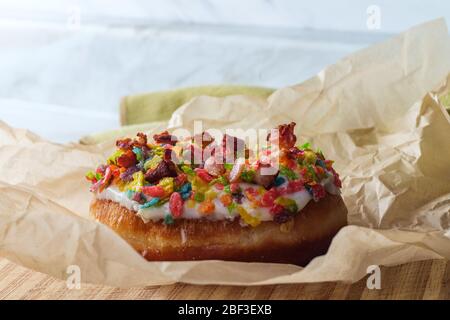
[0, 0, 448, 142]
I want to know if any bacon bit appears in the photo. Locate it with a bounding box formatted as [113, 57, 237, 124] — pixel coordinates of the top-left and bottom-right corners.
[169, 192, 184, 217]
[195, 168, 214, 183]
[116, 138, 133, 150]
[267, 122, 297, 150]
[144, 160, 178, 183]
[135, 132, 147, 146]
[117, 150, 137, 168]
[153, 130, 178, 145]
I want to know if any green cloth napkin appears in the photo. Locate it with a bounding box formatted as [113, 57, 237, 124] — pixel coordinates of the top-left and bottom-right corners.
[80, 85, 274, 145]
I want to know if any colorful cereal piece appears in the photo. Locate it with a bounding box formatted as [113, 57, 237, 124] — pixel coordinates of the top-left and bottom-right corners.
[169, 192, 184, 218]
[144, 155, 162, 171]
[140, 197, 160, 209]
[219, 194, 233, 207]
[274, 197, 298, 213]
[158, 177, 174, 195]
[237, 206, 261, 227]
[195, 168, 214, 183]
[142, 185, 165, 198]
[198, 200, 215, 215]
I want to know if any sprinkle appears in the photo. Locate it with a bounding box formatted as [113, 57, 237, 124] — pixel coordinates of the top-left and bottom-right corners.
[223, 163, 233, 171]
[223, 185, 231, 194]
[140, 197, 160, 209]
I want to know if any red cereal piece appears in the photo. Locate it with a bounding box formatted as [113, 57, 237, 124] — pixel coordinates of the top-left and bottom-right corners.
[230, 183, 241, 194]
[286, 179, 304, 193]
[260, 188, 278, 207]
[142, 185, 166, 198]
[195, 168, 214, 183]
[215, 183, 224, 190]
[269, 204, 284, 215]
[169, 192, 184, 217]
[175, 173, 187, 186]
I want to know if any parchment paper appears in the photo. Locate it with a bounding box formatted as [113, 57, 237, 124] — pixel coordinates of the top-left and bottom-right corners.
[1, 19, 450, 287]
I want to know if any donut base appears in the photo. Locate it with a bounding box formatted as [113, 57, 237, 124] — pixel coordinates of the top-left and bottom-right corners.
[90, 194, 347, 266]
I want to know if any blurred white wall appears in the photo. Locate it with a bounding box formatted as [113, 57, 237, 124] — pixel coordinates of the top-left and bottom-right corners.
[0, 0, 447, 142]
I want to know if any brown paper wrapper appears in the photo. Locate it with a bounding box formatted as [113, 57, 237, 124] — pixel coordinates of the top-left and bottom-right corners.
[1, 19, 450, 287]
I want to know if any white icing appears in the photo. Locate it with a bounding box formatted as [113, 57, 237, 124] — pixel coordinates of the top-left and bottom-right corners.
[96, 173, 340, 224]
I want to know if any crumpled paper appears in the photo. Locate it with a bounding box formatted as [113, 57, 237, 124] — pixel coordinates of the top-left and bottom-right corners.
[1, 19, 450, 287]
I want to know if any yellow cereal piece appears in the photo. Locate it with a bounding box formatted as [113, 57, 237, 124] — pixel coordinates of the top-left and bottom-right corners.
[107, 149, 124, 165]
[158, 177, 174, 195]
[127, 171, 145, 192]
[186, 199, 196, 208]
[237, 206, 261, 227]
[304, 150, 317, 164]
[144, 155, 162, 171]
[204, 190, 218, 200]
[191, 177, 209, 193]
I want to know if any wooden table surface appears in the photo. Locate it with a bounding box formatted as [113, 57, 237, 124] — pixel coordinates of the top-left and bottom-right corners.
[0, 258, 448, 300]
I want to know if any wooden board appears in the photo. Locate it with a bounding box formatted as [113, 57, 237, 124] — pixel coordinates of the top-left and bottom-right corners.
[0, 258, 448, 300]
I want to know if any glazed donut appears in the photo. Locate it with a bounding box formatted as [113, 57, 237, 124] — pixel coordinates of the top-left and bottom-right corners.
[86, 123, 347, 266]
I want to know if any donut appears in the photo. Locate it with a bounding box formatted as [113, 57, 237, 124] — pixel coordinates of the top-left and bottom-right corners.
[86, 123, 347, 266]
